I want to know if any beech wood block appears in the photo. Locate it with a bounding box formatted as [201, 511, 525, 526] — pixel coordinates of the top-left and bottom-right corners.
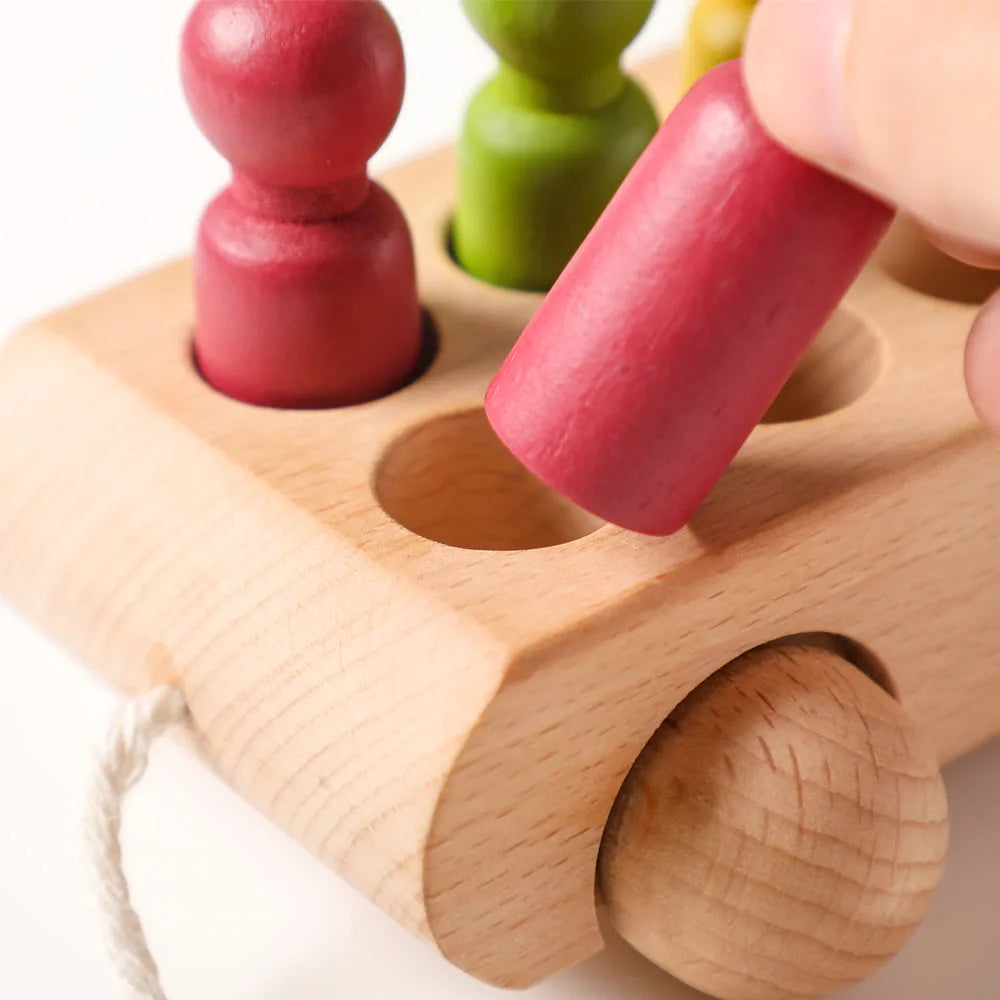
[0, 52, 998, 994]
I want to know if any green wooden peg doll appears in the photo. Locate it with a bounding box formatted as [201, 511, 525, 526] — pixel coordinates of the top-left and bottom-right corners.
[682, 0, 758, 91]
[453, 0, 659, 292]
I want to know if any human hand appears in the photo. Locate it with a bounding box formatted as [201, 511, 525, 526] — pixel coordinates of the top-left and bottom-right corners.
[743, 0, 1000, 433]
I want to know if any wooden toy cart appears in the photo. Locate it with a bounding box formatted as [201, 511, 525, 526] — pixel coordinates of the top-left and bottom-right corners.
[0, 51, 997, 1000]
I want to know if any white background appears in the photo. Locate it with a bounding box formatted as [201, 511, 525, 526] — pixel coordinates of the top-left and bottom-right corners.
[2, 2, 1000, 998]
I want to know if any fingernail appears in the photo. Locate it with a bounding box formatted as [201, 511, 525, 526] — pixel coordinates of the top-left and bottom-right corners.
[744, 0, 857, 168]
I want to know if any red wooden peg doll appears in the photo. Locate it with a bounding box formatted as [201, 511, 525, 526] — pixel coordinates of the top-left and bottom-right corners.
[181, 0, 423, 408]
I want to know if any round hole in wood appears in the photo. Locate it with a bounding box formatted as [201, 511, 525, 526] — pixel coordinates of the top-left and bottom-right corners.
[878, 214, 1000, 304]
[761, 308, 883, 424]
[375, 408, 604, 550]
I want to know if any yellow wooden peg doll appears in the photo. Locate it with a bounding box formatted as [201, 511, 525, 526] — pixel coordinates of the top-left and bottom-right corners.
[682, 0, 757, 90]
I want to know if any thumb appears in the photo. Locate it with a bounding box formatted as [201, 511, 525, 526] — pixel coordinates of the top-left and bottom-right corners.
[744, 0, 1000, 253]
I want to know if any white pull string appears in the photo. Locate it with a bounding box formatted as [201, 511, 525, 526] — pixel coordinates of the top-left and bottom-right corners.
[85, 685, 189, 1000]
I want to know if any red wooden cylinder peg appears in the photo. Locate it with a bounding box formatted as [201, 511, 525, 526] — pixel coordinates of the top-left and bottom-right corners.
[485, 60, 893, 535]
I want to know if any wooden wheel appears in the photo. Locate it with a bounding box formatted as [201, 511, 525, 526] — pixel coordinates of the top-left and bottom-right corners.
[598, 644, 949, 1000]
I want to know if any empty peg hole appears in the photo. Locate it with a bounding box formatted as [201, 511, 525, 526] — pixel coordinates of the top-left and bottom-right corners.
[375, 409, 603, 550]
[761, 309, 883, 424]
[878, 215, 1000, 304]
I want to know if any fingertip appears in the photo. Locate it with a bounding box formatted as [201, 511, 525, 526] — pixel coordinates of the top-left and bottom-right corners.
[743, 0, 856, 169]
[920, 225, 1000, 271]
[966, 292, 1000, 436]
